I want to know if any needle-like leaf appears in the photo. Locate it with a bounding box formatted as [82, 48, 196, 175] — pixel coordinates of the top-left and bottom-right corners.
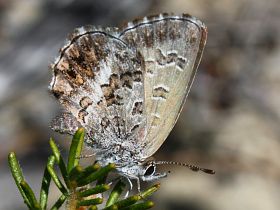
[77, 198, 103, 207]
[122, 201, 154, 210]
[50, 194, 67, 210]
[109, 195, 140, 209]
[76, 163, 115, 187]
[139, 183, 160, 199]
[75, 163, 100, 181]
[40, 155, 55, 210]
[20, 180, 40, 210]
[47, 162, 68, 195]
[88, 206, 98, 210]
[106, 180, 126, 207]
[69, 165, 83, 181]
[8, 152, 31, 209]
[67, 128, 85, 173]
[78, 184, 110, 197]
[49, 138, 69, 187]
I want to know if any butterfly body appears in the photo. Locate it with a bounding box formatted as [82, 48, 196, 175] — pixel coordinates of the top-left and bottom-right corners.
[50, 14, 208, 186]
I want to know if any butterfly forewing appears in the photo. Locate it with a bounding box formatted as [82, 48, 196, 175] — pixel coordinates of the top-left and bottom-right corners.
[119, 14, 207, 157]
[50, 28, 147, 149]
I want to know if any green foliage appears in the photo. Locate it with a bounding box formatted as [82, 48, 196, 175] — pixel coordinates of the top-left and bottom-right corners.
[8, 128, 159, 210]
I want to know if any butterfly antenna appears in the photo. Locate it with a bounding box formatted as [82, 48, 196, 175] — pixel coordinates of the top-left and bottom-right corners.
[155, 161, 215, 175]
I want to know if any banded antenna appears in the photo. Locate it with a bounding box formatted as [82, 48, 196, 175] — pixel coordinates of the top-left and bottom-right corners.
[155, 161, 215, 174]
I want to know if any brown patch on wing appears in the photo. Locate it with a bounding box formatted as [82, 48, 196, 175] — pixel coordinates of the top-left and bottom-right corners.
[155, 19, 168, 43]
[152, 86, 169, 100]
[120, 72, 133, 89]
[112, 116, 125, 137]
[53, 33, 111, 90]
[78, 109, 88, 123]
[132, 101, 143, 115]
[79, 96, 93, 109]
[101, 117, 110, 132]
[101, 73, 122, 106]
[155, 48, 166, 65]
[143, 26, 154, 48]
[155, 48, 187, 70]
[168, 20, 181, 40]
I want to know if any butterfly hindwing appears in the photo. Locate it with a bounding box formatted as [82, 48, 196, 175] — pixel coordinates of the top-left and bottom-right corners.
[119, 14, 207, 157]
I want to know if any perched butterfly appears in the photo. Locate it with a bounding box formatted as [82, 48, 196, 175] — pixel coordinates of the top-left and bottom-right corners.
[50, 13, 214, 191]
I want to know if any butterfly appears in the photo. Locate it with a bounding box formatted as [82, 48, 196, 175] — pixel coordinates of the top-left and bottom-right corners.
[50, 13, 214, 191]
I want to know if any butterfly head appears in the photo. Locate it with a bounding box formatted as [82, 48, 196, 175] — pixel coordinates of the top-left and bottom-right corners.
[139, 160, 169, 181]
[122, 159, 215, 182]
[116, 159, 168, 182]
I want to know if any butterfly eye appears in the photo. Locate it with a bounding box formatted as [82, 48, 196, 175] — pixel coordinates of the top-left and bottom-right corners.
[144, 165, 155, 176]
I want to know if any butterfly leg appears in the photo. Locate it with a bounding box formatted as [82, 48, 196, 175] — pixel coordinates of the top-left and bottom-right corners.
[123, 177, 133, 198]
[136, 177, 141, 193]
[123, 173, 142, 193]
[107, 178, 117, 186]
[107, 176, 133, 198]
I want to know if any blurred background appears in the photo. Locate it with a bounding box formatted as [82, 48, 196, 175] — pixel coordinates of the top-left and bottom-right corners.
[0, 0, 280, 209]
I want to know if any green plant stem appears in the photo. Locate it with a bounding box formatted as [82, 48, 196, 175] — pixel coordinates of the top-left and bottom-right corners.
[8, 128, 160, 210]
[66, 189, 78, 210]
